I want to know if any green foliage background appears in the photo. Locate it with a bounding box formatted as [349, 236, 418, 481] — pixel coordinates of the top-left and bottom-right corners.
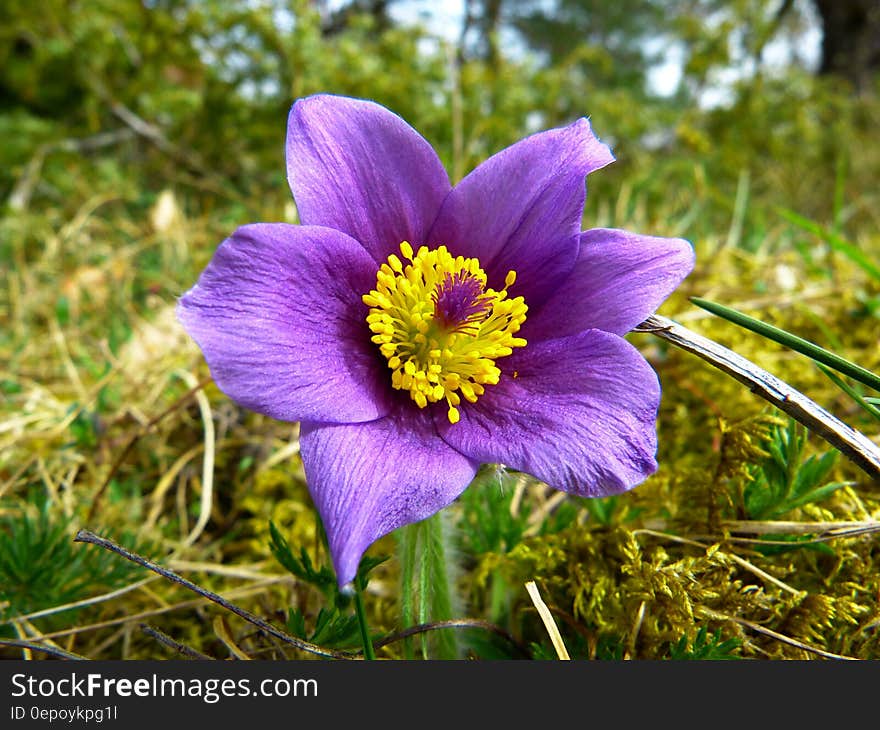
[1, 0, 879, 660]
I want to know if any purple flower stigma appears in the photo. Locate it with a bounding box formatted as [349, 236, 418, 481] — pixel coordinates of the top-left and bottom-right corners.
[432, 272, 492, 333]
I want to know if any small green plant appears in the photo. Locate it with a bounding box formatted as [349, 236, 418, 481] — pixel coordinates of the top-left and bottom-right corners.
[0, 502, 140, 628]
[268, 521, 387, 651]
[668, 626, 742, 660]
[287, 606, 361, 649]
[742, 419, 849, 520]
[268, 520, 337, 598]
[456, 468, 530, 556]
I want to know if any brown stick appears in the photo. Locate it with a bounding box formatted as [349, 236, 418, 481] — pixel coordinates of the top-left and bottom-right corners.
[373, 619, 531, 658]
[0, 638, 89, 661]
[74, 529, 353, 660]
[139, 623, 215, 660]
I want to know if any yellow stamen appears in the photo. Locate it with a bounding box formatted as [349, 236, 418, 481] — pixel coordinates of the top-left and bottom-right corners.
[363, 242, 528, 423]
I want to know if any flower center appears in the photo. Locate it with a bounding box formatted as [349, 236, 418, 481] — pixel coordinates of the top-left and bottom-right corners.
[363, 241, 528, 424]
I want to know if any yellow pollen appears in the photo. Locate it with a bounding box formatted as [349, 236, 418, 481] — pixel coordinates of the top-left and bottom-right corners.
[363, 242, 528, 423]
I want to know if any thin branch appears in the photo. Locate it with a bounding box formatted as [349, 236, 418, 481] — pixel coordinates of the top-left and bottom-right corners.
[140, 623, 214, 660]
[74, 529, 352, 660]
[0, 638, 89, 661]
[373, 619, 532, 658]
[637, 314, 880, 480]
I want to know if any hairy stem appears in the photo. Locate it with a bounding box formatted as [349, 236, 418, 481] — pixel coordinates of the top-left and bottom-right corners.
[398, 513, 459, 659]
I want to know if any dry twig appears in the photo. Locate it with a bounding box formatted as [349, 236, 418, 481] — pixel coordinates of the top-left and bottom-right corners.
[74, 529, 353, 660]
[140, 623, 214, 660]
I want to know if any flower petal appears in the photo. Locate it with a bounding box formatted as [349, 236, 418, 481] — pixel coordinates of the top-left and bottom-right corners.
[527, 228, 694, 340]
[428, 118, 614, 307]
[177, 223, 391, 424]
[286, 94, 451, 263]
[437, 329, 660, 497]
[300, 408, 479, 586]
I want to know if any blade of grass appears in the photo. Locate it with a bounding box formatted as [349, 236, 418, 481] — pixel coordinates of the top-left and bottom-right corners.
[690, 296, 880, 393]
[778, 207, 880, 282]
[816, 363, 880, 420]
[525, 580, 570, 660]
[725, 168, 750, 250]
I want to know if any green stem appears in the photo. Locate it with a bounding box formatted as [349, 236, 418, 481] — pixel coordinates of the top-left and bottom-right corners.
[353, 583, 376, 661]
[424, 513, 458, 659]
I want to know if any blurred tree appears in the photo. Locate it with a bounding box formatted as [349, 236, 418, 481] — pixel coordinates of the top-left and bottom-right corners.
[317, 0, 395, 36]
[0, 0, 454, 208]
[508, 0, 667, 95]
[813, 0, 880, 92]
[507, 0, 878, 97]
[460, 0, 505, 66]
[2, 0, 877, 238]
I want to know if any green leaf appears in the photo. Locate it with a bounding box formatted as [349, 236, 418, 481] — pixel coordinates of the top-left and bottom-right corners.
[286, 608, 307, 639]
[742, 419, 848, 520]
[268, 521, 335, 594]
[667, 626, 742, 660]
[311, 607, 360, 647]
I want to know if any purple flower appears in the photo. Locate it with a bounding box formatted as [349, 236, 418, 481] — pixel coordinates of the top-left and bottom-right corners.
[177, 94, 694, 586]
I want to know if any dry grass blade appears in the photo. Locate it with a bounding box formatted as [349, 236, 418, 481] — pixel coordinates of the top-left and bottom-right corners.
[525, 580, 570, 660]
[4, 577, 158, 624]
[174, 369, 215, 548]
[22, 580, 285, 643]
[213, 616, 252, 660]
[699, 607, 859, 660]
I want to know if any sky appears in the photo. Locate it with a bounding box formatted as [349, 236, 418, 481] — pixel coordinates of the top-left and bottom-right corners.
[387, 0, 823, 105]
